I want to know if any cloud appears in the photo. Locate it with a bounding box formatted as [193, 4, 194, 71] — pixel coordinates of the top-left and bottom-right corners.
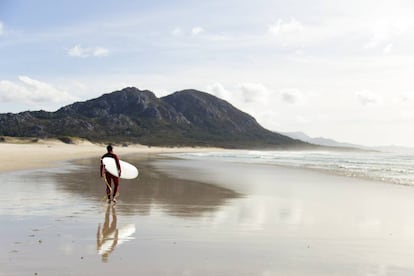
[68, 44, 109, 57]
[267, 17, 320, 48]
[268, 18, 304, 36]
[206, 82, 230, 100]
[393, 93, 412, 105]
[0, 76, 76, 106]
[364, 17, 413, 50]
[0, 21, 3, 35]
[265, 14, 413, 53]
[364, 20, 391, 49]
[206, 82, 271, 107]
[171, 27, 183, 36]
[280, 88, 305, 105]
[356, 90, 382, 106]
[237, 83, 270, 104]
[191, 26, 204, 36]
[170, 26, 205, 38]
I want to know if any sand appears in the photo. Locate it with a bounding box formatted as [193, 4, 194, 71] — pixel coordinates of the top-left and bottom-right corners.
[2, 141, 414, 275]
[0, 139, 221, 172]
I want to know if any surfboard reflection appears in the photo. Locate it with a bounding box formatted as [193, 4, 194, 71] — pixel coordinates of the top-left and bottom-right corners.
[97, 205, 136, 262]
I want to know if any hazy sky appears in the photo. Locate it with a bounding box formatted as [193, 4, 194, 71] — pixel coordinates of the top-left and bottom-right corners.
[1, 0, 414, 147]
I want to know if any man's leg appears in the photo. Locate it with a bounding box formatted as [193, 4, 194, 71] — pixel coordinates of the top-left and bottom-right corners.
[104, 172, 112, 200]
[113, 177, 119, 200]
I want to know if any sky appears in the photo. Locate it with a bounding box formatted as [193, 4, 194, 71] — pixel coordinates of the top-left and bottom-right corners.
[1, 0, 414, 147]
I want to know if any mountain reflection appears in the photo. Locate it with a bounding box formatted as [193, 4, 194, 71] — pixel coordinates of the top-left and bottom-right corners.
[54, 156, 241, 217]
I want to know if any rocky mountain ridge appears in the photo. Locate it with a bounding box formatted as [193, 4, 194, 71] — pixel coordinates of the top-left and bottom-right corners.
[0, 87, 310, 149]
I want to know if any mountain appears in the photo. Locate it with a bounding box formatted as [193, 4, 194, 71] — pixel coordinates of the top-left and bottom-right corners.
[281, 132, 363, 148]
[281, 131, 414, 153]
[0, 87, 310, 149]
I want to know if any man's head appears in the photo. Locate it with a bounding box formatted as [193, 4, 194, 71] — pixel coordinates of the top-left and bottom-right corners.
[106, 145, 113, 152]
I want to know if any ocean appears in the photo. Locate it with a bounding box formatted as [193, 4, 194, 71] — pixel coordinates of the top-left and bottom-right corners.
[165, 149, 414, 186]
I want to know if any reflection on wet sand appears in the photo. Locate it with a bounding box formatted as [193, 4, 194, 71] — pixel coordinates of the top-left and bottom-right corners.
[97, 204, 135, 262]
[8, 154, 414, 275]
[55, 157, 241, 217]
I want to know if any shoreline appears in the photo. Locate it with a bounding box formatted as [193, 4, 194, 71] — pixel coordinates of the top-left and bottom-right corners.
[3, 140, 411, 189]
[0, 139, 223, 173]
[4, 141, 414, 274]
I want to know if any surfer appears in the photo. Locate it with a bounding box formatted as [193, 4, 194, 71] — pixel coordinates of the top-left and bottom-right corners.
[100, 145, 122, 203]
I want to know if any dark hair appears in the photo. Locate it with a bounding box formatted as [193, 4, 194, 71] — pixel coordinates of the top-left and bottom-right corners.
[106, 145, 113, 152]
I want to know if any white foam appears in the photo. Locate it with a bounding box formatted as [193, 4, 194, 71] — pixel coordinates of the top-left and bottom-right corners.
[162, 150, 414, 186]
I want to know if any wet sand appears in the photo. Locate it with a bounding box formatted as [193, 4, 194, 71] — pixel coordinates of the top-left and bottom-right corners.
[2, 152, 414, 275]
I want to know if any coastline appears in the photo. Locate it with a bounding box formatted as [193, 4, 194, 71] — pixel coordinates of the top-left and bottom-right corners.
[3, 141, 414, 274]
[0, 139, 223, 173]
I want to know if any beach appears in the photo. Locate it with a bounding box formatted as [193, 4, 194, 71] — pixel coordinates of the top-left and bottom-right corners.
[0, 139, 222, 173]
[2, 142, 414, 275]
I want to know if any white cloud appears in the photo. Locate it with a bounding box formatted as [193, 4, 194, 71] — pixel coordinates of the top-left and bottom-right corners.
[191, 26, 204, 36]
[68, 44, 109, 57]
[206, 82, 273, 112]
[171, 27, 183, 36]
[265, 14, 413, 54]
[266, 17, 330, 48]
[68, 45, 85, 57]
[364, 20, 392, 49]
[170, 26, 204, 37]
[93, 47, 110, 57]
[356, 90, 382, 106]
[0, 76, 76, 106]
[206, 82, 231, 100]
[268, 18, 304, 36]
[393, 93, 412, 105]
[364, 17, 413, 50]
[0, 21, 3, 35]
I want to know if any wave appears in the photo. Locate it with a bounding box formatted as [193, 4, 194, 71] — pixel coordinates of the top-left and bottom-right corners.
[163, 150, 414, 186]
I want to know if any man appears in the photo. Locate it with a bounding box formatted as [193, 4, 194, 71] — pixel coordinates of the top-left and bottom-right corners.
[100, 145, 121, 203]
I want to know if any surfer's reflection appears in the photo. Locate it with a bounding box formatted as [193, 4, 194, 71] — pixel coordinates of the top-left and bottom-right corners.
[97, 205, 136, 262]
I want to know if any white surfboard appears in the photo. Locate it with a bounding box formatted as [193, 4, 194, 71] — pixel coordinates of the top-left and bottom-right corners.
[102, 157, 139, 179]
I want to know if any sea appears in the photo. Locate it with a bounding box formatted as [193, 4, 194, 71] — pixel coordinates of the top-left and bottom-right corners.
[165, 149, 414, 186]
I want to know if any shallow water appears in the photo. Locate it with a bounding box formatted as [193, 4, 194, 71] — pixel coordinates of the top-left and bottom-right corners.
[167, 150, 414, 186]
[2, 155, 414, 275]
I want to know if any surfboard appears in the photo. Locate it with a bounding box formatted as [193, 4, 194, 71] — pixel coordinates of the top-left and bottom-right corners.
[102, 157, 139, 179]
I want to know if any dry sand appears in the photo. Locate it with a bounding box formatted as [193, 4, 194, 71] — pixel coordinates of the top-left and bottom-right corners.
[0, 138, 221, 172]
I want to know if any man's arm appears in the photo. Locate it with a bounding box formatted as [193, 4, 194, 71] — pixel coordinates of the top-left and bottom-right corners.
[100, 158, 104, 177]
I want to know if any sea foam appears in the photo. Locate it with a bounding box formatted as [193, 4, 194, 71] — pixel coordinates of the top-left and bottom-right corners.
[163, 150, 414, 186]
